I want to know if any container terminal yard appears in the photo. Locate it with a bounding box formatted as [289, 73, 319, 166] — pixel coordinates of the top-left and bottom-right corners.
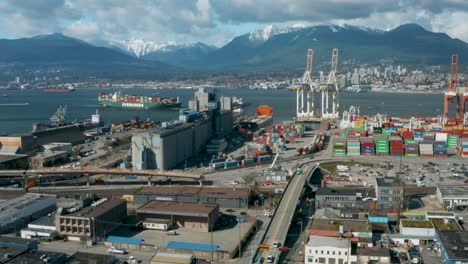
[0, 52, 467, 264]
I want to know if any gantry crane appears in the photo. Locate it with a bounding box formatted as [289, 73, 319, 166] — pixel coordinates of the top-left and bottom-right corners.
[443, 54, 461, 120]
[318, 48, 339, 119]
[294, 49, 316, 120]
[462, 81, 468, 120]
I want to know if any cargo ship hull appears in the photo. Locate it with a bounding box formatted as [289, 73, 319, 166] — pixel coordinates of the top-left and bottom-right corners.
[98, 92, 181, 110]
[100, 101, 181, 109]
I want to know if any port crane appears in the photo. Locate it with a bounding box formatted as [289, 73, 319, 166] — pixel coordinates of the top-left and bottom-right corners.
[443, 54, 461, 120]
[319, 48, 340, 119]
[462, 81, 468, 120]
[294, 49, 316, 120]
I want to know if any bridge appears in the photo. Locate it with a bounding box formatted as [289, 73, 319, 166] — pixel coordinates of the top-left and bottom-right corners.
[255, 159, 339, 264]
[0, 168, 203, 180]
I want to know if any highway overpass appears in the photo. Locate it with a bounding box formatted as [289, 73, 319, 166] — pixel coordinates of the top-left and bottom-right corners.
[0, 167, 203, 180]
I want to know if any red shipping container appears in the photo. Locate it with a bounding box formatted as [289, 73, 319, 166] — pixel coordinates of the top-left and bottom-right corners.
[333, 146, 346, 149]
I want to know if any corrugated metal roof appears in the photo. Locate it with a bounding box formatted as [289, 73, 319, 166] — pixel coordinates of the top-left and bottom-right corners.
[106, 236, 143, 245]
[167, 241, 218, 252]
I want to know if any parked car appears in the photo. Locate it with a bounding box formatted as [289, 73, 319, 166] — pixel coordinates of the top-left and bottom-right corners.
[107, 247, 126, 254]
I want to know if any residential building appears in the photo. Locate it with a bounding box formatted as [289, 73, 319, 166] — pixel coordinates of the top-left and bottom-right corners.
[0, 193, 57, 234]
[435, 231, 468, 264]
[436, 185, 468, 209]
[304, 235, 357, 264]
[55, 198, 126, 241]
[375, 177, 404, 210]
[137, 201, 219, 232]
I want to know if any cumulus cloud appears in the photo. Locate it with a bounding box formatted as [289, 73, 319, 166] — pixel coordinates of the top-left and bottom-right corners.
[0, 0, 468, 45]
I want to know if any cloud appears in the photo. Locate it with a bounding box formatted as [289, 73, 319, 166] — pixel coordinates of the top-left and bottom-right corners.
[0, 0, 467, 45]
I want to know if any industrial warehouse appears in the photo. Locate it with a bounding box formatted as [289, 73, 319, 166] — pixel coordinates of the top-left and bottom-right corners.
[132, 88, 234, 170]
[130, 186, 251, 209]
[137, 201, 220, 232]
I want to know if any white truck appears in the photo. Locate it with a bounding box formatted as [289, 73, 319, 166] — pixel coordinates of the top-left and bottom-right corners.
[107, 247, 126, 254]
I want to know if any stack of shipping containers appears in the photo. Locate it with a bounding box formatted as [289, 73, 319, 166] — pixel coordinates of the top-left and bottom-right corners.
[332, 138, 347, 157]
[458, 138, 468, 158]
[447, 135, 459, 154]
[389, 136, 404, 156]
[374, 135, 389, 156]
[346, 138, 360, 157]
[360, 138, 375, 156]
[419, 140, 434, 157]
[434, 141, 448, 157]
[404, 139, 419, 157]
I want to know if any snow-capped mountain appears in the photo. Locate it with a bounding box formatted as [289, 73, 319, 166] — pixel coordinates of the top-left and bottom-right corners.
[248, 24, 305, 42]
[113, 38, 178, 57]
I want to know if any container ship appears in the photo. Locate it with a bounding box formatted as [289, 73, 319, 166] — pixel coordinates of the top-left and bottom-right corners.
[43, 86, 75, 92]
[239, 106, 273, 131]
[98, 92, 181, 109]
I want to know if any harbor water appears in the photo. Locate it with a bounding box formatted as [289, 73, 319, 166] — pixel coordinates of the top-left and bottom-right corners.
[0, 88, 444, 135]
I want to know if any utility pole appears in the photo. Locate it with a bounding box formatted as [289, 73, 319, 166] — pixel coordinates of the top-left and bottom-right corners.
[209, 216, 214, 264]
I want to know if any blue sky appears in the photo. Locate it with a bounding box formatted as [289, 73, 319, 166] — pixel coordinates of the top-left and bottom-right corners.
[0, 0, 467, 47]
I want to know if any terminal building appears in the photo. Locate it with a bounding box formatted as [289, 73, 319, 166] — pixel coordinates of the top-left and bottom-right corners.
[132, 88, 233, 170]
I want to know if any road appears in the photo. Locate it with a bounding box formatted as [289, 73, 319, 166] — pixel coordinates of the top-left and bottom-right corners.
[256, 162, 314, 264]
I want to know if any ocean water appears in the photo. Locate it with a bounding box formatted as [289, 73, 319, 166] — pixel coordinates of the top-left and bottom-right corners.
[0, 88, 445, 135]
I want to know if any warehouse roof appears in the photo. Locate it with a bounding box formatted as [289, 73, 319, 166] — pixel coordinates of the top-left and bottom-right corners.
[316, 188, 358, 196]
[167, 241, 218, 252]
[65, 198, 125, 218]
[401, 220, 433, 228]
[376, 177, 403, 187]
[0, 193, 56, 221]
[29, 215, 55, 227]
[0, 154, 27, 162]
[135, 186, 251, 199]
[0, 236, 37, 248]
[106, 236, 143, 245]
[437, 185, 468, 197]
[199, 187, 250, 198]
[431, 219, 461, 231]
[66, 252, 116, 264]
[7, 250, 67, 264]
[137, 201, 218, 217]
[151, 252, 193, 263]
[306, 235, 349, 248]
[136, 186, 200, 196]
[310, 219, 372, 233]
[357, 247, 389, 257]
[437, 231, 468, 260]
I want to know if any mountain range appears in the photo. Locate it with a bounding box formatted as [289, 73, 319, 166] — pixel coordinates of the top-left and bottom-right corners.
[2, 23, 468, 75]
